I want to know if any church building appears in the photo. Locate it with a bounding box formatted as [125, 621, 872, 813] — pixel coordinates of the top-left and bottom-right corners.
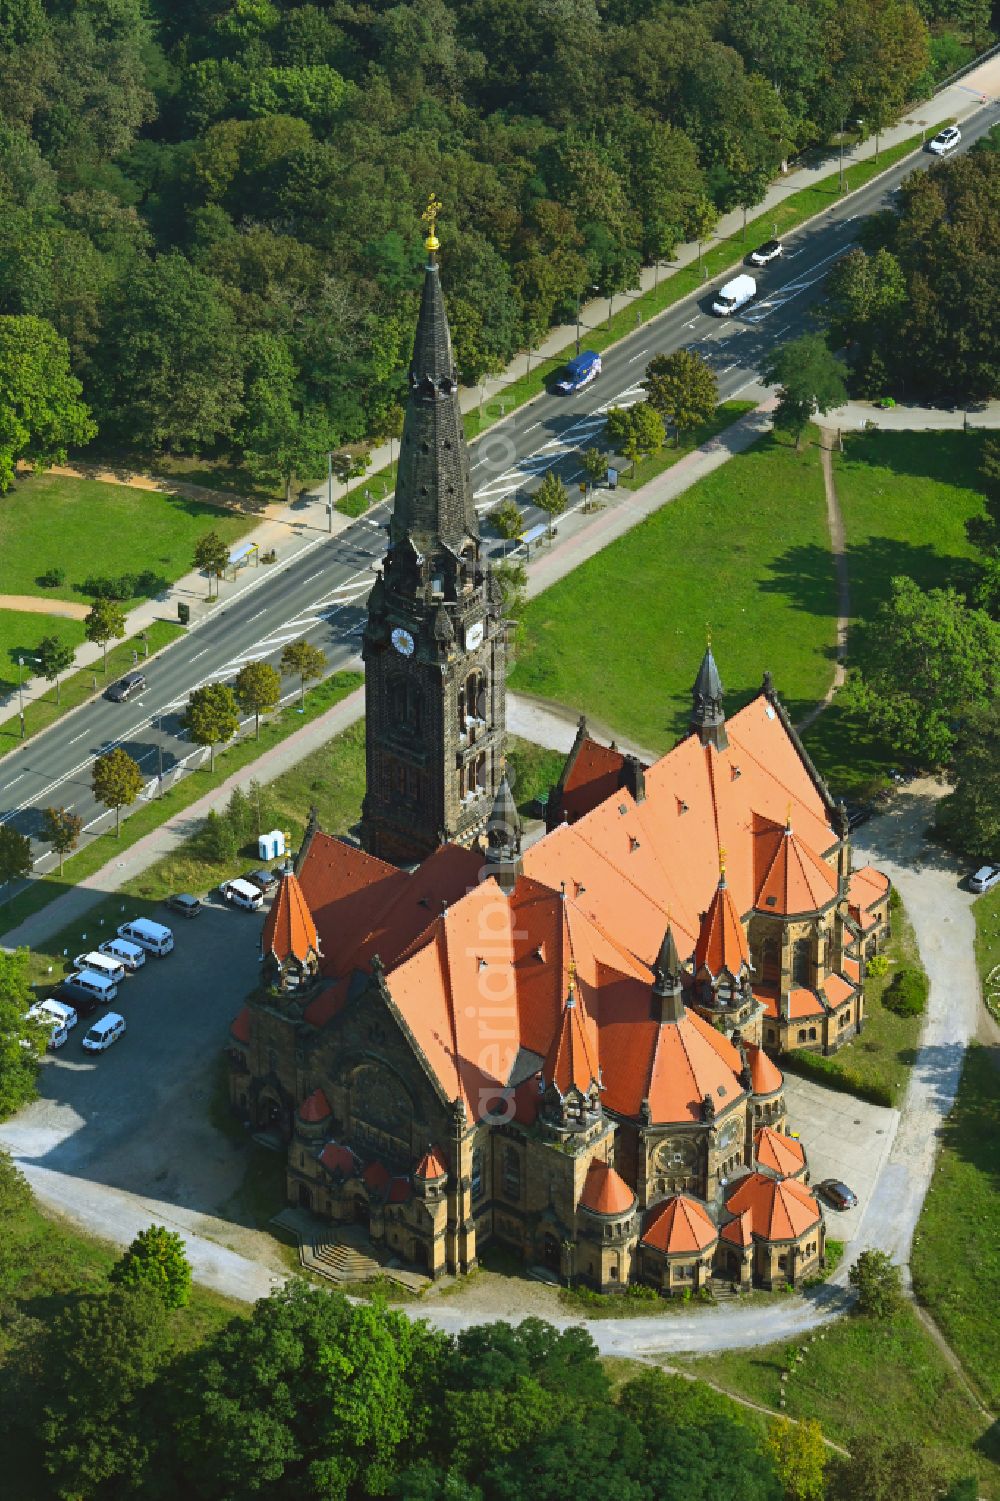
[228, 206, 890, 1292]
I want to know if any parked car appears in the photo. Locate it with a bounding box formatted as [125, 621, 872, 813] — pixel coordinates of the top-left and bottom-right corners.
[969, 865, 1000, 894]
[52, 980, 101, 1017]
[165, 893, 202, 918]
[243, 868, 279, 894]
[27, 1000, 75, 1049]
[105, 671, 146, 703]
[749, 238, 783, 266]
[843, 801, 874, 831]
[219, 877, 264, 912]
[817, 1179, 858, 1211]
[927, 125, 961, 155]
[100, 937, 146, 971]
[82, 1012, 126, 1053]
[117, 918, 174, 955]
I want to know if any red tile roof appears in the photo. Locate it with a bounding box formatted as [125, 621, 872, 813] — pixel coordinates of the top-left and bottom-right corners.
[579, 1158, 636, 1216]
[843, 957, 861, 984]
[755, 985, 828, 1021]
[414, 1146, 449, 1181]
[230, 1006, 250, 1045]
[387, 1176, 412, 1204]
[720, 1207, 753, 1247]
[754, 817, 838, 915]
[745, 1042, 783, 1097]
[849, 865, 890, 912]
[363, 1161, 391, 1192]
[724, 1171, 820, 1241]
[262, 870, 319, 965]
[560, 737, 628, 823]
[824, 972, 856, 1008]
[695, 874, 751, 978]
[298, 1087, 332, 1123]
[319, 1143, 356, 1177]
[754, 1126, 806, 1177]
[642, 1194, 719, 1254]
[543, 982, 600, 1095]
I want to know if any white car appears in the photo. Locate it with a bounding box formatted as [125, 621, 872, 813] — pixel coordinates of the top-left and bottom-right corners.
[927, 126, 961, 155]
[969, 865, 1000, 894]
[81, 1012, 126, 1053]
[26, 1002, 73, 1050]
[749, 238, 783, 267]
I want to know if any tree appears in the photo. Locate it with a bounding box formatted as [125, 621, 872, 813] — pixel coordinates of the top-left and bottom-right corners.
[84, 597, 127, 675]
[35, 633, 75, 704]
[183, 682, 239, 770]
[848, 1248, 902, 1318]
[534, 470, 568, 536]
[828, 1433, 943, 1501]
[0, 824, 31, 886]
[853, 578, 1000, 765]
[581, 447, 607, 497]
[492, 560, 528, 618]
[760, 334, 847, 448]
[194, 531, 230, 600]
[41, 805, 83, 873]
[0, 950, 42, 1119]
[110, 1224, 193, 1308]
[686, 195, 718, 270]
[92, 746, 143, 836]
[235, 660, 281, 738]
[644, 350, 718, 444]
[766, 1418, 827, 1501]
[607, 402, 665, 473]
[493, 498, 524, 541]
[280, 639, 326, 707]
[938, 698, 1000, 862]
[0, 314, 96, 491]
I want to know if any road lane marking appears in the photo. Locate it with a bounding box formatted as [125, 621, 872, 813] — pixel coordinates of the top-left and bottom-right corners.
[67, 733, 86, 745]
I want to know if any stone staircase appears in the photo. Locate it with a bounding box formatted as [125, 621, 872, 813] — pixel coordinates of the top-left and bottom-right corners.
[271, 1208, 429, 1292]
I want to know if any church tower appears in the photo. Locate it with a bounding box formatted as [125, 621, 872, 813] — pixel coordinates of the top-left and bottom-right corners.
[360, 198, 507, 865]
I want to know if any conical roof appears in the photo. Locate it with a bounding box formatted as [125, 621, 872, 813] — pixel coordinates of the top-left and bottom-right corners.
[754, 1125, 806, 1177]
[694, 871, 750, 978]
[745, 1042, 783, 1097]
[654, 924, 682, 984]
[389, 255, 479, 554]
[542, 979, 600, 1097]
[414, 1145, 449, 1181]
[693, 646, 724, 703]
[579, 1158, 636, 1216]
[487, 772, 521, 853]
[262, 870, 320, 965]
[642, 1194, 718, 1254]
[754, 816, 838, 915]
[690, 645, 728, 749]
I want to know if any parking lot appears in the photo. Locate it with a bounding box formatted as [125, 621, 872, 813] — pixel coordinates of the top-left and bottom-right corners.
[782, 1073, 899, 1243]
[0, 896, 289, 1279]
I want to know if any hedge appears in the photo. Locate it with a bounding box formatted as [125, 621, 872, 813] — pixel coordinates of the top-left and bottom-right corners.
[777, 1049, 893, 1108]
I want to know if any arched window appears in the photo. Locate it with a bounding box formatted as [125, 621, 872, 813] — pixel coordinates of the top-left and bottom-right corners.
[471, 1148, 483, 1201]
[503, 1147, 520, 1201]
[792, 936, 812, 986]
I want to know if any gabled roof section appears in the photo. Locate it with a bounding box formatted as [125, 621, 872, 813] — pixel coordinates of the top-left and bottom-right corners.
[849, 865, 890, 912]
[745, 1042, 783, 1097]
[579, 1158, 636, 1216]
[542, 978, 601, 1097]
[753, 815, 838, 915]
[694, 870, 750, 978]
[642, 1194, 719, 1254]
[262, 869, 320, 965]
[754, 1126, 806, 1177]
[720, 1208, 753, 1248]
[724, 1171, 821, 1241]
[557, 726, 629, 825]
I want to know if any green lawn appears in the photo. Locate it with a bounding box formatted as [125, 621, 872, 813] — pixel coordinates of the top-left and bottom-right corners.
[678, 1301, 998, 1495]
[974, 886, 1000, 1022]
[802, 430, 990, 798]
[0, 671, 364, 942]
[510, 432, 836, 748]
[0, 472, 254, 606]
[912, 1043, 1000, 1411]
[0, 609, 84, 699]
[0, 619, 183, 746]
[619, 402, 757, 490]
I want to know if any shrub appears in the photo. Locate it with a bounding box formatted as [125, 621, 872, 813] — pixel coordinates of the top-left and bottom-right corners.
[778, 1050, 893, 1108]
[109, 1224, 192, 1308]
[36, 566, 65, 588]
[866, 953, 889, 978]
[883, 968, 927, 1018]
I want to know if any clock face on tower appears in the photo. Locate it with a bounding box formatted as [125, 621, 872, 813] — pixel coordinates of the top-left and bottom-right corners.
[391, 627, 415, 657]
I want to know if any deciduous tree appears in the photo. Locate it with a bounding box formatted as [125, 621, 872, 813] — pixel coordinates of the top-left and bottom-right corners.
[41, 805, 83, 873]
[534, 470, 569, 536]
[193, 530, 230, 599]
[92, 746, 143, 835]
[110, 1224, 193, 1308]
[280, 640, 326, 707]
[0, 314, 96, 491]
[581, 447, 607, 496]
[0, 824, 31, 886]
[235, 660, 281, 738]
[35, 633, 75, 704]
[0, 950, 41, 1119]
[644, 350, 718, 443]
[760, 334, 847, 447]
[766, 1417, 827, 1501]
[183, 682, 239, 770]
[84, 597, 126, 675]
[848, 1248, 902, 1318]
[493, 498, 523, 541]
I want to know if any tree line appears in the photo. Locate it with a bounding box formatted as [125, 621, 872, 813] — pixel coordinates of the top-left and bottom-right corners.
[0, 0, 981, 493]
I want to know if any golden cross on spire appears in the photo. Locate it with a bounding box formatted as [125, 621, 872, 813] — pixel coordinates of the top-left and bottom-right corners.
[705, 623, 712, 648]
[719, 846, 727, 879]
[567, 958, 577, 994]
[786, 800, 793, 830]
[422, 193, 442, 253]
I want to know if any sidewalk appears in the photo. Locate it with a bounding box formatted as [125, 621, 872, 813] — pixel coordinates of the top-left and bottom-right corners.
[825, 398, 1000, 432]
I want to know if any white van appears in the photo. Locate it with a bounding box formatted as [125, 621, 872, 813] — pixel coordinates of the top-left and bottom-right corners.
[74, 951, 127, 985]
[82, 1012, 126, 1052]
[100, 937, 146, 971]
[117, 918, 174, 956]
[69, 968, 119, 1004]
[712, 273, 756, 316]
[220, 878, 264, 912]
[29, 997, 78, 1031]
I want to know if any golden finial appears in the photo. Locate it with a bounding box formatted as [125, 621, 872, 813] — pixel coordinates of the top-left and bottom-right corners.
[786, 800, 792, 831]
[568, 958, 577, 994]
[706, 624, 712, 648]
[422, 193, 442, 253]
[719, 846, 727, 879]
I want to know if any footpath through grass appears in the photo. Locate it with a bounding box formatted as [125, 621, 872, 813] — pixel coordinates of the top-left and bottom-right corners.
[510, 431, 835, 749]
[912, 1042, 1000, 1411]
[0, 671, 363, 943]
[678, 1300, 998, 1495]
[0, 620, 183, 752]
[802, 428, 989, 798]
[618, 402, 757, 490]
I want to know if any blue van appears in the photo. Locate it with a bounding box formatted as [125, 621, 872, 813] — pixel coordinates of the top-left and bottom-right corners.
[556, 351, 601, 394]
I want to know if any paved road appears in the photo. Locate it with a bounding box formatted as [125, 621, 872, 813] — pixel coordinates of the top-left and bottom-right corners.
[1, 99, 997, 877]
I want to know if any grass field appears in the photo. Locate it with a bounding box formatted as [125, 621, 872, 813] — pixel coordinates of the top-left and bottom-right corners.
[618, 402, 757, 490]
[0, 619, 183, 746]
[802, 429, 989, 798]
[974, 886, 1000, 1020]
[0, 472, 253, 606]
[912, 1043, 1000, 1411]
[510, 432, 836, 748]
[0, 609, 84, 699]
[678, 1300, 998, 1495]
[0, 672, 363, 942]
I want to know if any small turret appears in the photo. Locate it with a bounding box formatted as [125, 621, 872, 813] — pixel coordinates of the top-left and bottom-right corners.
[691, 643, 728, 751]
[652, 923, 685, 1024]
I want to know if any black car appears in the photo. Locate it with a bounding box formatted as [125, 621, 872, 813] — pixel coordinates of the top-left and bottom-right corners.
[53, 981, 101, 1017]
[165, 893, 201, 918]
[244, 868, 280, 894]
[817, 1179, 858, 1211]
[843, 801, 874, 831]
[105, 671, 146, 703]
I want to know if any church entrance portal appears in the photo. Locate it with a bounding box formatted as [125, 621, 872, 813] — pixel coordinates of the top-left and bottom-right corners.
[543, 1233, 561, 1273]
[353, 1195, 370, 1228]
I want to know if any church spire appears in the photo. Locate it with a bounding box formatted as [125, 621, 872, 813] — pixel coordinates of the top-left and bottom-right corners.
[388, 196, 479, 558]
[690, 639, 728, 751]
[652, 923, 685, 1024]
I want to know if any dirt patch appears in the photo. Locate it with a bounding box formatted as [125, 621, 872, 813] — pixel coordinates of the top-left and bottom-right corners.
[0, 594, 91, 618]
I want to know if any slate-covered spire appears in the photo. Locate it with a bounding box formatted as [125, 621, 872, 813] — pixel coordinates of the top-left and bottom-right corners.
[690, 641, 728, 751]
[388, 197, 480, 558]
[486, 771, 521, 860]
[652, 923, 685, 1024]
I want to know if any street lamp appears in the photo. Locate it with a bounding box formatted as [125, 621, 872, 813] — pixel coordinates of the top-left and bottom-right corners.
[16, 655, 25, 737]
[326, 451, 333, 534]
[155, 715, 164, 794]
